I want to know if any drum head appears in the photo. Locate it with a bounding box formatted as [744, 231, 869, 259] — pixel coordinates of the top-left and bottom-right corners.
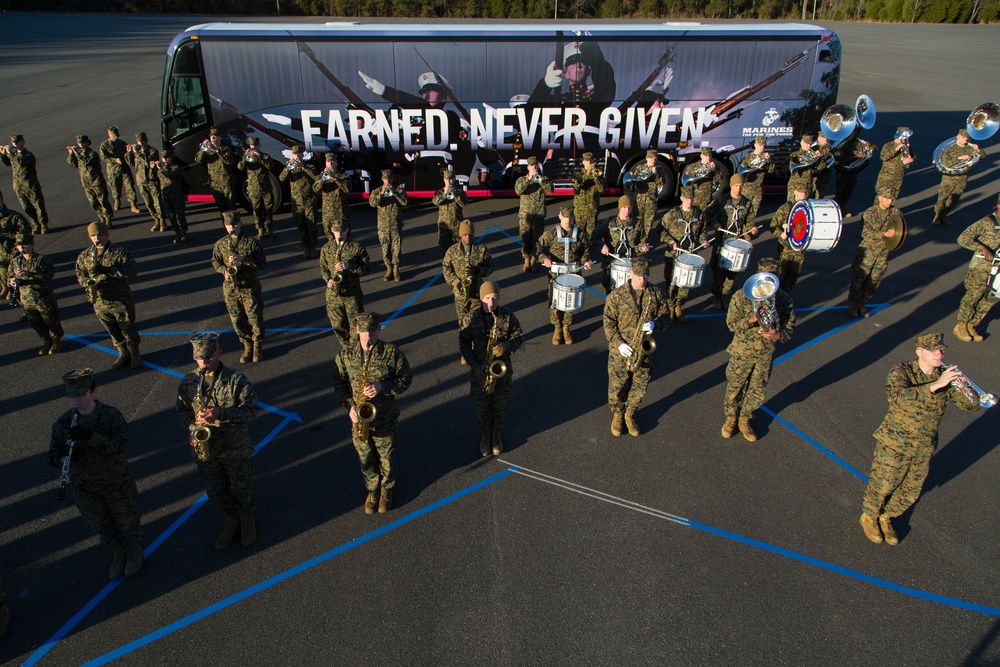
[555, 273, 585, 288]
[677, 253, 706, 268]
[788, 201, 812, 252]
[725, 238, 752, 252]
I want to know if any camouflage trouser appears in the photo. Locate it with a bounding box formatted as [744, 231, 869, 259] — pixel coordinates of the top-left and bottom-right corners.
[663, 256, 694, 307]
[137, 181, 163, 223]
[743, 187, 762, 217]
[849, 245, 888, 304]
[547, 275, 575, 326]
[934, 175, 967, 220]
[291, 197, 318, 250]
[437, 220, 460, 255]
[575, 206, 598, 242]
[776, 246, 806, 292]
[814, 169, 832, 198]
[223, 284, 264, 343]
[453, 291, 480, 327]
[635, 195, 657, 237]
[519, 214, 544, 260]
[72, 474, 142, 547]
[378, 221, 402, 267]
[161, 189, 187, 235]
[834, 172, 860, 213]
[862, 438, 933, 519]
[194, 442, 256, 516]
[24, 295, 64, 341]
[107, 166, 137, 208]
[210, 176, 236, 213]
[710, 246, 738, 300]
[470, 373, 512, 434]
[14, 182, 49, 230]
[249, 191, 274, 236]
[82, 181, 113, 224]
[93, 297, 140, 350]
[723, 352, 774, 419]
[957, 261, 998, 326]
[352, 421, 398, 491]
[608, 354, 651, 412]
[692, 185, 713, 212]
[0, 249, 11, 299]
[326, 292, 363, 347]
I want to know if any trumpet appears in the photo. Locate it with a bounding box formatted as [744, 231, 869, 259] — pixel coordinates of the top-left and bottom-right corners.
[286, 158, 302, 170]
[244, 148, 260, 163]
[895, 128, 914, 162]
[57, 410, 78, 501]
[355, 352, 377, 441]
[200, 139, 215, 152]
[445, 186, 455, 200]
[591, 166, 603, 177]
[321, 167, 337, 181]
[947, 365, 997, 408]
[743, 272, 781, 334]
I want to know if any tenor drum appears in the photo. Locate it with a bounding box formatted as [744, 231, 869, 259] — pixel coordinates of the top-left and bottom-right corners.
[610, 258, 631, 291]
[672, 253, 706, 288]
[718, 238, 753, 272]
[551, 274, 586, 312]
[788, 199, 843, 253]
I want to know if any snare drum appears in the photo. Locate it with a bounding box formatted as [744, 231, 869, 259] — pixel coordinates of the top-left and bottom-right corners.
[718, 238, 753, 272]
[672, 253, 706, 288]
[610, 258, 631, 291]
[990, 267, 1000, 298]
[788, 199, 843, 253]
[551, 273, 586, 312]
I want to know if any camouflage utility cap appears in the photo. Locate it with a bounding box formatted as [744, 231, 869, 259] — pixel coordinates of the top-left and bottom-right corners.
[87, 221, 109, 237]
[526, 156, 538, 165]
[958, 129, 971, 139]
[291, 145, 304, 154]
[700, 147, 712, 156]
[108, 125, 119, 135]
[877, 186, 897, 199]
[381, 169, 392, 179]
[680, 185, 695, 198]
[356, 312, 380, 331]
[631, 258, 649, 277]
[63, 369, 95, 396]
[247, 137, 260, 146]
[442, 169, 454, 179]
[758, 257, 780, 274]
[914, 332, 947, 351]
[581, 152, 594, 161]
[10, 134, 23, 143]
[222, 211, 241, 226]
[480, 280, 499, 299]
[76, 135, 91, 145]
[329, 219, 345, 233]
[800, 134, 815, 143]
[754, 136, 766, 146]
[190, 332, 221, 359]
[135, 132, 147, 142]
[647, 149, 658, 158]
[559, 205, 574, 217]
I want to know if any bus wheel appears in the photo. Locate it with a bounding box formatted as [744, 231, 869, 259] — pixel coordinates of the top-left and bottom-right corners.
[654, 160, 676, 204]
[711, 157, 732, 200]
[267, 172, 284, 213]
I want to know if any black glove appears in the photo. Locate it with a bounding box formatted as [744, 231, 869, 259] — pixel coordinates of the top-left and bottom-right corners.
[68, 424, 92, 442]
[465, 265, 480, 277]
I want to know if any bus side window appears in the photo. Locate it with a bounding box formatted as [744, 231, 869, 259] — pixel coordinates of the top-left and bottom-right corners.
[818, 49, 833, 63]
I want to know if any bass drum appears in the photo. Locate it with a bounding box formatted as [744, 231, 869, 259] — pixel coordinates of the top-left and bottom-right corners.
[788, 199, 843, 253]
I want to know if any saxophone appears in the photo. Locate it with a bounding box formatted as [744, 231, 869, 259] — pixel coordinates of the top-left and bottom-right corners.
[225, 237, 240, 278]
[331, 242, 344, 285]
[482, 312, 507, 395]
[354, 350, 376, 440]
[10, 254, 23, 307]
[189, 372, 216, 462]
[460, 246, 472, 296]
[56, 410, 78, 501]
[626, 293, 656, 373]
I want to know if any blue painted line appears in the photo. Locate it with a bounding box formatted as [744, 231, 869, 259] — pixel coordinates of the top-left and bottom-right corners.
[773, 303, 889, 367]
[759, 406, 868, 482]
[22, 413, 297, 667]
[685, 518, 1000, 618]
[77, 467, 516, 667]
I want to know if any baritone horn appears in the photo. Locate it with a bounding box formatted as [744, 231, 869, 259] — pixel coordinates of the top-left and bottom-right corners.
[743, 272, 781, 333]
[947, 365, 997, 408]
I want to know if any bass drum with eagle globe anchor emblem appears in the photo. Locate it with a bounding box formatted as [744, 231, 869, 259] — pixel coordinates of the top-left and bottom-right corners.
[788, 199, 843, 253]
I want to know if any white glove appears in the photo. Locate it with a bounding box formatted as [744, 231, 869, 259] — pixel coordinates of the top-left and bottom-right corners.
[358, 71, 385, 97]
[641, 321, 655, 334]
[544, 61, 563, 89]
[618, 343, 634, 358]
[647, 67, 673, 94]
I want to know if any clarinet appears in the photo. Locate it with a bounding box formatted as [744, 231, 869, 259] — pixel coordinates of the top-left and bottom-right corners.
[57, 410, 79, 500]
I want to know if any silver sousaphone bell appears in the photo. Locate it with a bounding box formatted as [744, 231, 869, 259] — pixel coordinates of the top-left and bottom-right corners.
[820, 95, 876, 144]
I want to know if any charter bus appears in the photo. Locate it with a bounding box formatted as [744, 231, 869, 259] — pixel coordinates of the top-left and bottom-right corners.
[161, 21, 840, 207]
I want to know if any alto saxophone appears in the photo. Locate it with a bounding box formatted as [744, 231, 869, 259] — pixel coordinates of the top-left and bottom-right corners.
[331, 242, 344, 285]
[626, 295, 656, 373]
[10, 254, 23, 307]
[57, 410, 78, 501]
[189, 373, 216, 462]
[482, 312, 507, 396]
[354, 350, 376, 440]
[225, 237, 240, 277]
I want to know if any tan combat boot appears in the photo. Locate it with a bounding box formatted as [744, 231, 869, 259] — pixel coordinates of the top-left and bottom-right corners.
[49, 334, 62, 354]
[130, 202, 141, 214]
[674, 304, 686, 323]
[127, 343, 142, 369]
[111, 349, 131, 370]
[859, 303, 870, 318]
[624, 410, 640, 436]
[878, 515, 899, 546]
[562, 325, 574, 345]
[711, 295, 723, 310]
[214, 515, 240, 551]
[738, 416, 757, 443]
[392, 265, 401, 281]
[967, 323, 984, 342]
[479, 433, 490, 457]
[491, 432, 503, 456]
[38, 336, 53, 356]
[124, 542, 144, 577]
[364, 489, 379, 514]
[240, 339, 253, 363]
[551, 324, 563, 345]
[847, 301, 860, 318]
[721, 416, 738, 438]
[611, 411, 624, 437]
[378, 488, 392, 513]
[383, 265, 393, 281]
[522, 257, 531, 272]
[252, 341, 263, 363]
[239, 511, 257, 547]
[859, 513, 883, 544]
[953, 322, 973, 343]
[109, 544, 127, 579]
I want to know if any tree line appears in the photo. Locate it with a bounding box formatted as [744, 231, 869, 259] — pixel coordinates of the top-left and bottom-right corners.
[11, 0, 998, 22]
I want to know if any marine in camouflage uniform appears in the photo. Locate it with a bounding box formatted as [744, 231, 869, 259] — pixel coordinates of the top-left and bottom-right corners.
[536, 206, 592, 345]
[320, 220, 370, 348]
[572, 151, 605, 241]
[812, 131, 834, 197]
[786, 134, 820, 201]
[721, 257, 795, 442]
[432, 170, 467, 255]
[873, 128, 914, 203]
[848, 187, 900, 318]
[953, 196, 1000, 343]
[459, 281, 523, 456]
[176, 333, 260, 550]
[333, 312, 413, 514]
[280, 145, 319, 258]
[707, 174, 758, 309]
[212, 212, 265, 363]
[514, 156, 553, 272]
[603, 258, 670, 437]
[681, 148, 720, 213]
[76, 222, 142, 370]
[369, 169, 409, 280]
[99, 126, 139, 213]
[67, 135, 114, 227]
[0, 134, 49, 233]
[7, 233, 63, 355]
[932, 129, 987, 226]
[194, 127, 237, 213]
[634, 150, 671, 237]
[0, 192, 32, 302]
[50, 369, 143, 579]
[125, 132, 164, 232]
[769, 186, 809, 292]
[859, 333, 979, 545]
[738, 136, 771, 214]
[660, 186, 709, 321]
[598, 195, 649, 294]
[443, 219, 495, 328]
[312, 152, 350, 245]
[236, 138, 276, 239]
[156, 150, 188, 243]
